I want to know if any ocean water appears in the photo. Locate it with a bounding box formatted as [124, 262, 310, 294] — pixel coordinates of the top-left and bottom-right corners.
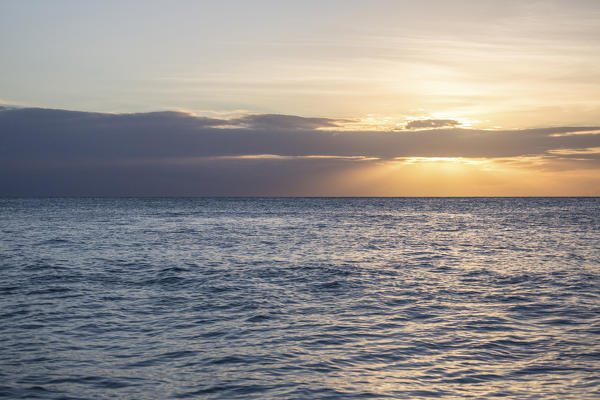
[0, 197, 599, 399]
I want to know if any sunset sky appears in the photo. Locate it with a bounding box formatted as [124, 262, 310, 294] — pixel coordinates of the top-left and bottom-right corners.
[1, 0, 599, 196]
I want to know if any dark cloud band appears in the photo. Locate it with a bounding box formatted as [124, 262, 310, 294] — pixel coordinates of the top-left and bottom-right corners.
[1, 107, 599, 195]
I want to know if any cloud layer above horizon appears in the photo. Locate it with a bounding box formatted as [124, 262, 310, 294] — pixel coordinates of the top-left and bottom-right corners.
[2, 107, 599, 196]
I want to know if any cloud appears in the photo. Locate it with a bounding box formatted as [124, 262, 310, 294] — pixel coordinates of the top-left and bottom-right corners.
[229, 114, 343, 130]
[1, 107, 599, 195]
[404, 119, 461, 130]
[547, 147, 600, 155]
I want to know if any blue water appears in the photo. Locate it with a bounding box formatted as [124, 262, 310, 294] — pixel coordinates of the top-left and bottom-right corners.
[1, 198, 599, 399]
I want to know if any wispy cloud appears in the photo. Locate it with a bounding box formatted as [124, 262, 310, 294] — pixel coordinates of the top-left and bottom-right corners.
[229, 114, 344, 130]
[548, 147, 600, 155]
[404, 119, 461, 130]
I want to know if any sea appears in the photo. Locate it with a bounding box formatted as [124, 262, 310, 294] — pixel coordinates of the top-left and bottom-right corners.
[1, 197, 599, 399]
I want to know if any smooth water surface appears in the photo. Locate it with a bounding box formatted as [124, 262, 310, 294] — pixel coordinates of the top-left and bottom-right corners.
[1, 198, 599, 399]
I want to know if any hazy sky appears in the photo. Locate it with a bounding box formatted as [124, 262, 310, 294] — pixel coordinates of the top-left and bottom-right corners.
[1, 1, 599, 195]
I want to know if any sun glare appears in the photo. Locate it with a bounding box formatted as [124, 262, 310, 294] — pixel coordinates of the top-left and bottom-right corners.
[396, 157, 487, 166]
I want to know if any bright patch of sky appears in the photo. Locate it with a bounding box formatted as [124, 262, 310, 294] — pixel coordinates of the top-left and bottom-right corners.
[1, 0, 599, 129]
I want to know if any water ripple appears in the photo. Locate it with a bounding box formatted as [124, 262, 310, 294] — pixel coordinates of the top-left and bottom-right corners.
[0, 197, 599, 399]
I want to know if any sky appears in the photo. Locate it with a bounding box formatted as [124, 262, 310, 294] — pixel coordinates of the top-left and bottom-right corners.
[1, 0, 599, 196]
